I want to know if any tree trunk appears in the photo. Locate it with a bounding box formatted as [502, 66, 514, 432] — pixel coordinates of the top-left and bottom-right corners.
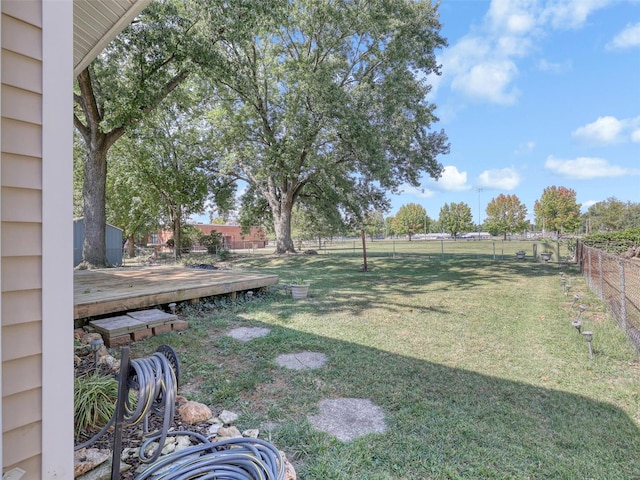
[172, 214, 182, 258]
[82, 146, 108, 267]
[127, 234, 136, 258]
[273, 209, 295, 254]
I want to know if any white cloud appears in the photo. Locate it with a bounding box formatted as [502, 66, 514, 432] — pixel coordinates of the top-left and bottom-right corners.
[514, 140, 536, 155]
[536, 59, 572, 73]
[478, 168, 521, 190]
[400, 185, 436, 198]
[544, 156, 639, 179]
[572, 115, 640, 145]
[437, 0, 617, 106]
[581, 200, 599, 212]
[451, 60, 520, 105]
[607, 22, 640, 49]
[542, 0, 615, 30]
[430, 165, 472, 191]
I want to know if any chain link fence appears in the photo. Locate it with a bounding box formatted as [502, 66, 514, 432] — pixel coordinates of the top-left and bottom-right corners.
[578, 242, 640, 351]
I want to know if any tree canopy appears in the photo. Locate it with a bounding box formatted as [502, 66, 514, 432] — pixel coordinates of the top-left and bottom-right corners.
[484, 194, 529, 239]
[73, 0, 201, 266]
[534, 186, 581, 235]
[585, 197, 640, 233]
[202, 0, 449, 253]
[439, 202, 473, 239]
[393, 203, 429, 241]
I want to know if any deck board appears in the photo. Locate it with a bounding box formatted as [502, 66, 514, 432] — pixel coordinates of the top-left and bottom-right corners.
[74, 266, 279, 319]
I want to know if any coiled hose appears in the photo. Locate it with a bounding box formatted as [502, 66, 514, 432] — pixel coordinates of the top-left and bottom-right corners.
[75, 346, 285, 479]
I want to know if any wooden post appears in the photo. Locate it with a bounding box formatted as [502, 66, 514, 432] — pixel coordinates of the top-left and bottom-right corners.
[361, 229, 368, 272]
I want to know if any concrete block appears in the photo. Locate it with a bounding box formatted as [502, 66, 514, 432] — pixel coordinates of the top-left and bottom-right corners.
[171, 320, 189, 332]
[132, 328, 153, 342]
[153, 324, 172, 336]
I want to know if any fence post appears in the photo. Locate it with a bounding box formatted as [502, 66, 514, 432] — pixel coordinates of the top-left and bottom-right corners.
[598, 250, 604, 300]
[620, 259, 627, 332]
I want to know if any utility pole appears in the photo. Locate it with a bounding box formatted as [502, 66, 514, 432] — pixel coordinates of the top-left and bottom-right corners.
[477, 188, 483, 240]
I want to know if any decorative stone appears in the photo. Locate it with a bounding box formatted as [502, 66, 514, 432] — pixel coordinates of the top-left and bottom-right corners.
[178, 401, 212, 425]
[208, 423, 223, 436]
[226, 327, 270, 342]
[216, 426, 243, 440]
[242, 429, 259, 438]
[219, 410, 239, 424]
[308, 398, 387, 442]
[280, 451, 297, 480]
[175, 435, 193, 451]
[74, 448, 110, 477]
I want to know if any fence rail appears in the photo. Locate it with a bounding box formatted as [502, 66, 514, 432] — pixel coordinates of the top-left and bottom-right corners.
[578, 242, 640, 351]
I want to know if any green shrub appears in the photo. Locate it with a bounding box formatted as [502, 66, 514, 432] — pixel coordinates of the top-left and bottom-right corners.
[74, 373, 118, 435]
[198, 231, 223, 254]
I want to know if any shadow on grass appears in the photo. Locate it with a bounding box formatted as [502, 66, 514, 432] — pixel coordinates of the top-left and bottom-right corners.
[237, 253, 574, 322]
[136, 314, 640, 479]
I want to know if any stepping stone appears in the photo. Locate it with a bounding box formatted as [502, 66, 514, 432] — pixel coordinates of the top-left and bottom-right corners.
[226, 327, 271, 342]
[308, 398, 387, 442]
[275, 352, 328, 370]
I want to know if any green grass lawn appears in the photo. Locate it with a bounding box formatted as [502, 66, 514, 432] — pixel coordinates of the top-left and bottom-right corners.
[132, 248, 640, 479]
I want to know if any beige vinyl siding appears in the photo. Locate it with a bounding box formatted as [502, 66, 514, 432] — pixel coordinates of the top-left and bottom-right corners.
[1, 289, 41, 327]
[1, 1, 43, 476]
[1, 153, 41, 189]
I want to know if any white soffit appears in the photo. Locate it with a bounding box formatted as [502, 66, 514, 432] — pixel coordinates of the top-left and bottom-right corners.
[73, 0, 152, 76]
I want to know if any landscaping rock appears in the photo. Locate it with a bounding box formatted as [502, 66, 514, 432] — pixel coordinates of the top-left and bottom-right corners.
[219, 409, 239, 424]
[177, 401, 212, 425]
[74, 448, 110, 477]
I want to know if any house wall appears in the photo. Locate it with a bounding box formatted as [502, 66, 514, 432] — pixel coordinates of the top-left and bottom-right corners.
[152, 225, 269, 250]
[1, 1, 45, 475]
[1, 1, 73, 478]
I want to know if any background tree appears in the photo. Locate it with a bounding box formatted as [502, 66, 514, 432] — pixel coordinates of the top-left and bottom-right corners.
[203, 0, 449, 253]
[484, 194, 529, 239]
[119, 91, 235, 258]
[585, 197, 640, 233]
[73, 0, 203, 267]
[364, 211, 386, 240]
[393, 203, 429, 241]
[385, 216, 397, 238]
[106, 142, 162, 258]
[534, 186, 581, 236]
[439, 202, 473, 239]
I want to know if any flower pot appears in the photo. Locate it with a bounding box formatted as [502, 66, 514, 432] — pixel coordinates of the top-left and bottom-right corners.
[290, 284, 310, 299]
[516, 251, 526, 260]
[540, 252, 553, 262]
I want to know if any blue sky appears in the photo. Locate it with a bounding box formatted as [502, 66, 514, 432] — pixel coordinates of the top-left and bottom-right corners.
[392, 0, 640, 225]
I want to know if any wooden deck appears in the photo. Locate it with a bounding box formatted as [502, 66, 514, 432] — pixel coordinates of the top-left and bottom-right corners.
[74, 266, 279, 320]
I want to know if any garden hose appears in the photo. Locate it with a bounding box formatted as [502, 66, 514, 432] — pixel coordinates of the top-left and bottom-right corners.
[75, 346, 286, 479]
[75, 348, 177, 465]
[134, 435, 285, 480]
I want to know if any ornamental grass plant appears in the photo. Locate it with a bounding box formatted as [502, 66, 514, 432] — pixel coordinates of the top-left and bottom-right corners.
[130, 243, 640, 479]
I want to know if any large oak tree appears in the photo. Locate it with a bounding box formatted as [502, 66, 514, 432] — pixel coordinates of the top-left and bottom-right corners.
[73, 1, 198, 267]
[203, 0, 449, 253]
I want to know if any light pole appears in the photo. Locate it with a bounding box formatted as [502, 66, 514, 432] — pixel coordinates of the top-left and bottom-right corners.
[477, 188, 483, 240]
